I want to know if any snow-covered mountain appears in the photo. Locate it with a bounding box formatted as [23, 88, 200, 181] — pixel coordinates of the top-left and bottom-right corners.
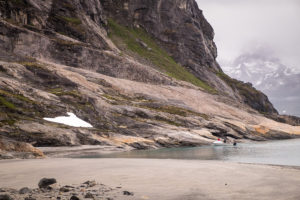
[222, 53, 300, 117]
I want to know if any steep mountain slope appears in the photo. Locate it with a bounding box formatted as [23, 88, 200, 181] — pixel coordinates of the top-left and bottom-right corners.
[102, 0, 278, 114]
[223, 52, 300, 117]
[0, 0, 299, 158]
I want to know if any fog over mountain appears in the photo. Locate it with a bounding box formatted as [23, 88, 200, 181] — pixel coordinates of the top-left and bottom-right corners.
[222, 47, 300, 117]
[196, 0, 300, 69]
[196, 0, 300, 117]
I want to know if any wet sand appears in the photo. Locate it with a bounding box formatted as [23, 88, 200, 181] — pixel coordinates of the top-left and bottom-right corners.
[1, 158, 300, 200]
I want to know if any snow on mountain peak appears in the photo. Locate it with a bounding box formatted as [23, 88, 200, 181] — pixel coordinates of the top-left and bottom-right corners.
[220, 52, 300, 117]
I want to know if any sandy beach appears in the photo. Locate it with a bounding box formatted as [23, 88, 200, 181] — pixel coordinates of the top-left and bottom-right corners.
[1, 158, 300, 200]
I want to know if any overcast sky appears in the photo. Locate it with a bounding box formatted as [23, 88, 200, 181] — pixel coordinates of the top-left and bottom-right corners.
[196, 0, 300, 69]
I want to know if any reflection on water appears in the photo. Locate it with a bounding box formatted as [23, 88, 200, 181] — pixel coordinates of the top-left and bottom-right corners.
[73, 139, 300, 166]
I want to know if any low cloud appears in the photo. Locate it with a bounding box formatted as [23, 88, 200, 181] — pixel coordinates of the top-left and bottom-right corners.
[196, 0, 300, 69]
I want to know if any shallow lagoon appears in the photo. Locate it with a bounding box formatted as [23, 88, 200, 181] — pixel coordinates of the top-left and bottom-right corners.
[73, 138, 300, 166]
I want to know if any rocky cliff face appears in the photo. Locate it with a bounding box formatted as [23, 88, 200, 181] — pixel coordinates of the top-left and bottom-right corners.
[0, 0, 299, 158]
[103, 0, 230, 92]
[102, 0, 279, 114]
[103, 0, 219, 72]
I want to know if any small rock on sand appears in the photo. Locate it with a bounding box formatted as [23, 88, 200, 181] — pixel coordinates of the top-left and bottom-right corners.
[123, 191, 134, 196]
[59, 186, 70, 192]
[0, 194, 13, 200]
[24, 197, 36, 200]
[84, 192, 94, 199]
[70, 195, 80, 200]
[19, 187, 31, 194]
[38, 178, 57, 189]
[83, 181, 96, 188]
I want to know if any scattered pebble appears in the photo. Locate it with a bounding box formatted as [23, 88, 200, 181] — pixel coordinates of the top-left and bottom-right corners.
[123, 191, 134, 196]
[60, 186, 70, 193]
[24, 197, 36, 200]
[0, 179, 136, 200]
[83, 181, 96, 188]
[70, 195, 80, 200]
[84, 192, 94, 199]
[19, 187, 32, 194]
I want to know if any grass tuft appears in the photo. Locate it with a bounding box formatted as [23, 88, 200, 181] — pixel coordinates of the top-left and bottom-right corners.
[19, 62, 43, 68]
[48, 88, 81, 98]
[59, 16, 82, 25]
[0, 96, 16, 110]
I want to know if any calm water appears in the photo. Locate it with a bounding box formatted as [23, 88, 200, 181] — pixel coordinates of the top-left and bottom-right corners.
[74, 139, 300, 166]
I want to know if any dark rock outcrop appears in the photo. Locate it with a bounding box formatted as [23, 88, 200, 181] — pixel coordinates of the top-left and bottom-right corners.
[103, 0, 218, 70]
[103, 0, 225, 89]
[102, 0, 278, 114]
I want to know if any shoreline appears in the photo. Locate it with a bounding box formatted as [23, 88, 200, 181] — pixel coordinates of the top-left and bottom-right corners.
[1, 158, 300, 200]
[2, 137, 299, 160]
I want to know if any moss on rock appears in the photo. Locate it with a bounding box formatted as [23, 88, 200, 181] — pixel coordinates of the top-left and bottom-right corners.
[107, 19, 216, 93]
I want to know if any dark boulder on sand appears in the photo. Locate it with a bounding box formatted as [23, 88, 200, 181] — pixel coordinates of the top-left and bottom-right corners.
[38, 178, 57, 189]
[0, 194, 13, 200]
[123, 191, 134, 196]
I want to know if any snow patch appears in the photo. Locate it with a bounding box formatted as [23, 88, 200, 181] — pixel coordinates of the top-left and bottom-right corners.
[44, 112, 93, 128]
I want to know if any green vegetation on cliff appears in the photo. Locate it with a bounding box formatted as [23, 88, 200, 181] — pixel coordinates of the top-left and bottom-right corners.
[0, 89, 36, 126]
[107, 19, 215, 93]
[217, 72, 274, 113]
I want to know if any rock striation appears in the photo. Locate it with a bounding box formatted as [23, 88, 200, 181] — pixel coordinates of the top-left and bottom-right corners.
[0, 0, 299, 158]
